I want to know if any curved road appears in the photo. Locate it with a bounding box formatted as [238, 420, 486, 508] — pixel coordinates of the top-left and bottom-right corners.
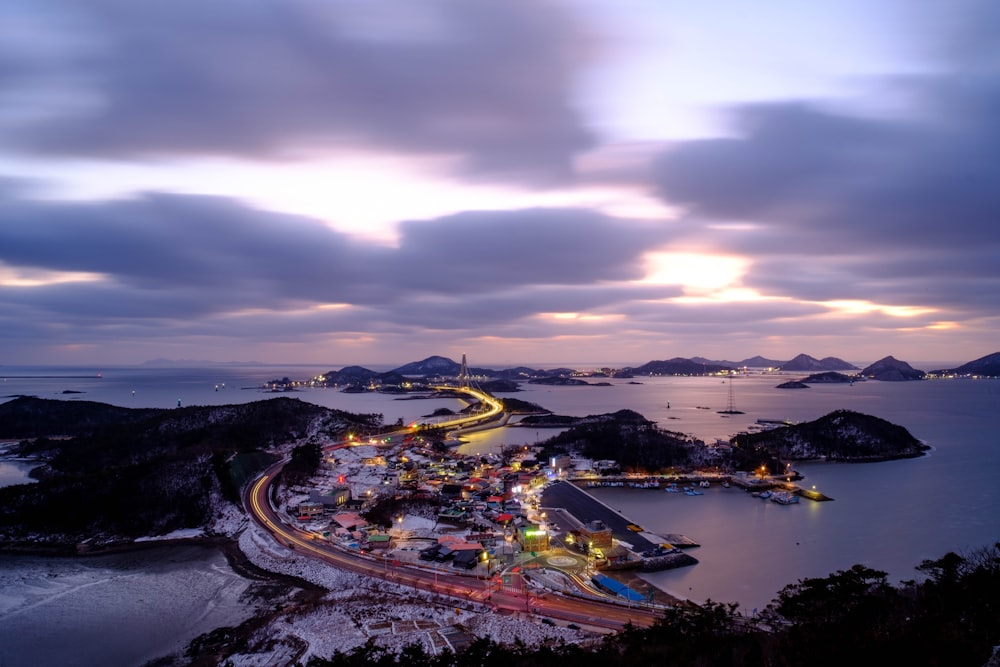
[243, 386, 662, 630]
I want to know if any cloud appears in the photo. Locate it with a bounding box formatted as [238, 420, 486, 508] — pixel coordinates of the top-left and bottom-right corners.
[0, 188, 686, 356]
[391, 208, 669, 292]
[2, 0, 595, 185]
[648, 65, 1000, 314]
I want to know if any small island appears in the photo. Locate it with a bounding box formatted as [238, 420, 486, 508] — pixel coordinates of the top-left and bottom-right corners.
[731, 409, 928, 462]
[860, 356, 926, 381]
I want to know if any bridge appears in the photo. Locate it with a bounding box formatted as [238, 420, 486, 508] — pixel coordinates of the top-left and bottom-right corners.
[422, 354, 506, 433]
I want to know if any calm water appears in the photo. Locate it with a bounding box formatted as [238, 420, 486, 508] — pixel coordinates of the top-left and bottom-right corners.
[2, 365, 999, 630]
[0, 545, 255, 667]
[0, 364, 464, 426]
[0, 459, 38, 487]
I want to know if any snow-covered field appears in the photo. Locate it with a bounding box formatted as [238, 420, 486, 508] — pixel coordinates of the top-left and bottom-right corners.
[232, 526, 589, 665]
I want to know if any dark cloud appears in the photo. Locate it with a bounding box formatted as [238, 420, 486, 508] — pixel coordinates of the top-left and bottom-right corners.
[0, 189, 681, 353]
[649, 48, 1000, 313]
[3, 0, 594, 184]
[392, 209, 667, 292]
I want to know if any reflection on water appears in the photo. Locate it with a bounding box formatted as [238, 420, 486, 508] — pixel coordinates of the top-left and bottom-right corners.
[0, 459, 39, 488]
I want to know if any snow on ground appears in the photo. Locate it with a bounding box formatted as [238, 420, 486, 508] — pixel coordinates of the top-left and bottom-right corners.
[134, 528, 205, 542]
[234, 526, 588, 664]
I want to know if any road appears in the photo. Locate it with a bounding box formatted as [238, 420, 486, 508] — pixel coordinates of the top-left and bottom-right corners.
[243, 387, 663, 630]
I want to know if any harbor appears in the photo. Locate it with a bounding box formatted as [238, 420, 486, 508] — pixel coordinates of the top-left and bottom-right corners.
[574, 473, 833, 502]
[540, 480, 699, 571]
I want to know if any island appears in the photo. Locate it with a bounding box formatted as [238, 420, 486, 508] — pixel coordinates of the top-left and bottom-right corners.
[860, 356, 926, 381]
[731, 409, 928, 462]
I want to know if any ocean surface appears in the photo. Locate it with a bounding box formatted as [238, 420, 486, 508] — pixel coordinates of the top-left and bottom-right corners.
[1, 363, 999, 661]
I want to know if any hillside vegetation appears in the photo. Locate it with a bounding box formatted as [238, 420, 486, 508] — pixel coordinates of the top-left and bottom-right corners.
[731, 410, 927, 461]
[0, 397, 381, 547]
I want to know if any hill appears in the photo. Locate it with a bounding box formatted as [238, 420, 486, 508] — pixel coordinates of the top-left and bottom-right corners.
[543, 409, 701, 472]
[736, 355, 785, 368]
[0, 397, 163, 438]
[0, 397, 382, 547]
[779, 354, 857, 371]
[931, 351, 1000, 377]
[632, 358, 733, 375]
[860, 356, 926, 381]
[731, 409, 927, 461]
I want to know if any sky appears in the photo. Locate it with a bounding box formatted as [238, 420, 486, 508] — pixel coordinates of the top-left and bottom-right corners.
[1, 0, 998, 368]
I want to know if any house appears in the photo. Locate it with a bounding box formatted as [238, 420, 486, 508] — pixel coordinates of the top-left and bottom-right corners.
[297, 501, 324, 518]
[331, 511, 367, 533]
[365, 534, 392, 551]
[452, 549, 484, 570]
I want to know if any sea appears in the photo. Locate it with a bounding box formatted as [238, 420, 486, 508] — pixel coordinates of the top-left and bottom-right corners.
[1, 362, 999, 663]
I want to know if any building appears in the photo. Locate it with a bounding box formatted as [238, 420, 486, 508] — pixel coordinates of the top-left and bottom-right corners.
[549, 454, 572, 470]
[517, 523, 550, 552]
[310, 487, 351, 511]
[579, 520, 613, 550]
[296, 501, 324, 518]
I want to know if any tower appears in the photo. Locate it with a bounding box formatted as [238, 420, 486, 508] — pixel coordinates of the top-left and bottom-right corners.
[458, 354, 471, 390]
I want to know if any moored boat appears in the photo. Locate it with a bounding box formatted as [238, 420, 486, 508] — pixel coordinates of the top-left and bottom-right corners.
[770, 491, 799, 505]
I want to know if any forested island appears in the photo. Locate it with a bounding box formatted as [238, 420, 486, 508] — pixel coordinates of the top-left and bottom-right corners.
[731, 410, 929, 462]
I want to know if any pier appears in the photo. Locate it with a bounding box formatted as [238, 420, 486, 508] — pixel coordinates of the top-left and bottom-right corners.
[573, 472, 833, 502]
[540, 480, 700, 558]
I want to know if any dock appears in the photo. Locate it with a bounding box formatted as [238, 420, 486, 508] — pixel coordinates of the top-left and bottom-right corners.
[540, 480, 699, 555]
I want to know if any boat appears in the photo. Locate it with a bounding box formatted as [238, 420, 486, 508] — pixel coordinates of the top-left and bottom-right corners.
[751, 490, 773, 499]
[684, 489, 703, 496]
[770, 491, 799, 505]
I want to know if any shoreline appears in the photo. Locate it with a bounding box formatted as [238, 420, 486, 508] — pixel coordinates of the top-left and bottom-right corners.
[0, 533, 325, 596]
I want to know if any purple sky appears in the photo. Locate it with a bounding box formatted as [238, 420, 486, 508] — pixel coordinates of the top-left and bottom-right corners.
[1, 0, 997, 367]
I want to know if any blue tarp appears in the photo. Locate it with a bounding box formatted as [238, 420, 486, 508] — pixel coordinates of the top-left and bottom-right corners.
[591, 573, 645, 602]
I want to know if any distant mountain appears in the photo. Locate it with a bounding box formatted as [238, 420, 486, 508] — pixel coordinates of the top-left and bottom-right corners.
[779, 354, 857, 372]
[860, 356, 926, 381]
[390, 355, 462, 376]
[632, 358, 733, 375]
[320, 365, 382, 385]
[736, 355, 785, 368]
[489, 366, 545, 380]
[931, 351, 1000, 377]
[689, 356, 726, 366]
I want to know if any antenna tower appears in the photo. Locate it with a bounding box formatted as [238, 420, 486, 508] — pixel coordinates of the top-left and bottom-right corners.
[718, 374, 745, 414]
